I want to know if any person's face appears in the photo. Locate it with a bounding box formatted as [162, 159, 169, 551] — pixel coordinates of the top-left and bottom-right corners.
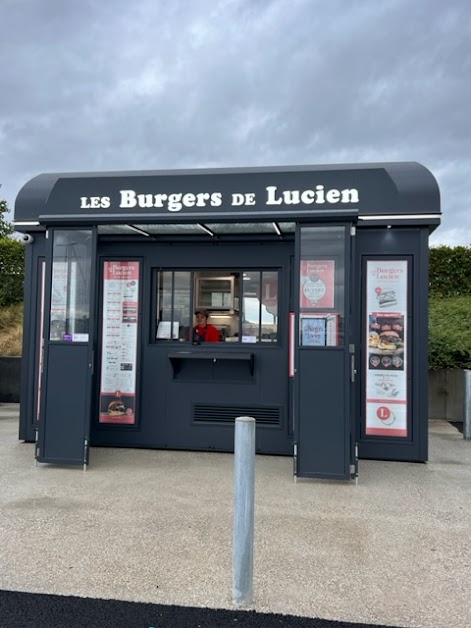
[196, 313, 207, 326]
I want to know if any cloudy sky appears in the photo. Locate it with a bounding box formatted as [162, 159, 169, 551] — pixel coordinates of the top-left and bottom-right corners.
[0, 0, 469, 245]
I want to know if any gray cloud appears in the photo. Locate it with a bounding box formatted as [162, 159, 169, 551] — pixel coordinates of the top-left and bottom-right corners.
[0, 0, 469, 244]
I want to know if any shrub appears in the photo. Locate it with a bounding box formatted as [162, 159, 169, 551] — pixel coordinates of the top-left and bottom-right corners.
[429, 296, 471, 371]
[0, 199, 14, 238]
[0, 239, 25, 306]
[429, 246, 471, 297]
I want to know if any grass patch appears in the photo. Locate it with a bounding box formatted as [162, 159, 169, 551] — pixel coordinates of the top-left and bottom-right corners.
[0, 303, 23, 356]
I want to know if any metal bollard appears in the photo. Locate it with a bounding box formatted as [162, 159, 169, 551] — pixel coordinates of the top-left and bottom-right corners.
[464, 371, 471, 440]
[232, 416, 255, 607]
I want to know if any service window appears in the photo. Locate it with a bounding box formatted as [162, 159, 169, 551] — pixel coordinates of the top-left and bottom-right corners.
[153, 269, 279, 344]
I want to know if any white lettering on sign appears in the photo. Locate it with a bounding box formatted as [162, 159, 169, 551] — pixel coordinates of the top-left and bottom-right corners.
[118, 190, 223, 212]
[79, 184, 359, 212]
[266, 185, 358, 205]
[232, 192, 257, 206]
[80, 196, 111, 209]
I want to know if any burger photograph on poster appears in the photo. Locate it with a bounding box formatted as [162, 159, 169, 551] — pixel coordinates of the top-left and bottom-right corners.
[368, 314, 405, 371]
[99, 393, 136, 424]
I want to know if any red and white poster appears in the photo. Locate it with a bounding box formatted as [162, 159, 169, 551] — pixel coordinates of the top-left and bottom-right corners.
[365, 260, 408, 437]
[99, 261, 140, 425]
[300, 260, 335, 309]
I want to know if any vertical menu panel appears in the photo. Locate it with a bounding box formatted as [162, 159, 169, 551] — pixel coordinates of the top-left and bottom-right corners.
[365, 260, 408, 438]
[99, 261, 140, 425]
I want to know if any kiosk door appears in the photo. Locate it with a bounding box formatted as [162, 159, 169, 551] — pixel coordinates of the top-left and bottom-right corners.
[36, 228, 96, 467]
[295, 225, 355, 480]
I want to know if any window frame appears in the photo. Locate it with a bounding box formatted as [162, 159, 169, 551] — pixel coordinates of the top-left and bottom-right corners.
[151, 267, 281, 346]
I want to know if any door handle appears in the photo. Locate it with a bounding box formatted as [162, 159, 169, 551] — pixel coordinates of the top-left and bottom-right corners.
[350, 355, 357, 382]
[289, 312, 295, 378]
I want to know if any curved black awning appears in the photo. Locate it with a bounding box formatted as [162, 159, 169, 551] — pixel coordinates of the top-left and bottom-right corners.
[14, 162, 440, 230]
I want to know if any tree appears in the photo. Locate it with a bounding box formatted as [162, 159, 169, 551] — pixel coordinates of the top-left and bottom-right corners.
[0, 198, 24, 306]
[0, 199, 14, 238]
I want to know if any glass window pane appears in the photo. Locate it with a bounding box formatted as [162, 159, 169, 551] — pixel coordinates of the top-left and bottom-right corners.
[195, 272, 240, 342]
[156, 271, 176, 340]
[260, 271, 278, 342]
[160, 271, 173, 320]
[174, 272, 191, 340]
[197, 277, 233, 308]
[50, 230, 92, 342]
[242, 272, 261, 343]
[299, 226, 345, 347]
[156, 271, 191, 341]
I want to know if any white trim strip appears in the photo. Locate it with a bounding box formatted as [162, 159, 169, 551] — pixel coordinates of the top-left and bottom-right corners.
[358, 214, 440, 221]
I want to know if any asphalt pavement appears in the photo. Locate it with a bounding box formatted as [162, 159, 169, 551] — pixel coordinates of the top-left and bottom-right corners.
[0, 404, 470, 628]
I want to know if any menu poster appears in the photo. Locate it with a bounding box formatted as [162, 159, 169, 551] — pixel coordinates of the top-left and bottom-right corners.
[300, 313, 339, 347]
[300, 260, 335, 309]
[99, 261, 140, 425]
[365, 260, 408, 437]
[301, 317, 326, 346]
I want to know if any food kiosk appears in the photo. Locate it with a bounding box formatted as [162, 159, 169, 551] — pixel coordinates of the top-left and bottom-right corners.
[14, 162, 440, 479]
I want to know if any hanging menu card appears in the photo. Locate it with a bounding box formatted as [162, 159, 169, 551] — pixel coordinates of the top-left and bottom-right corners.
[365, 260, 408, 437]
[99, 261, 140, 424]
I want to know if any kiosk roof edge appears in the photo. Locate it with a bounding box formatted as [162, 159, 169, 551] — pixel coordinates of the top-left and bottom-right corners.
[14, 162, 440, 228]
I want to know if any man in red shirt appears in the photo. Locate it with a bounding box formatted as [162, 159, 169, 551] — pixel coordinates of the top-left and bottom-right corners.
[192, 309, 220, 344]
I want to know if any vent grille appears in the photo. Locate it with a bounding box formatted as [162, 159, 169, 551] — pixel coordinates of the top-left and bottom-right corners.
[194, 405, 281, 427]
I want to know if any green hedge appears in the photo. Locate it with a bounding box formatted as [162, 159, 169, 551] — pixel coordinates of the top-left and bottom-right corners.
[429, 247, 471, 370]
[0, 239, 25, 306]
[429, 296, 471, 371]
[429, 246, 471, 297]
